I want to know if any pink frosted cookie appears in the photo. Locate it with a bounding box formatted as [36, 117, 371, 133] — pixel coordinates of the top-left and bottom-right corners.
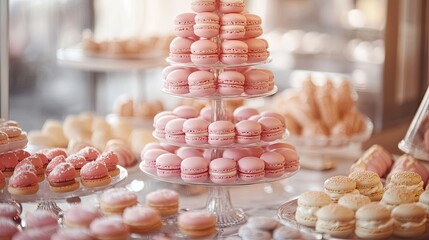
[191, 0, 216, 13]
[48, 162, 80, 193]
[63, 204, 101, 228]
[155, 115, 178, 139]
[169, 37, 194, 63]
[100, 187, 138, 215]
[176, 147, 203, 159]
[194, 12, 220, 39]
[0, 203, 19, 220]
[141, 142, 165, 155]
[235, 120, 262, 144]
[66, 154, 87, 176]
[0, 218, 18, 239]
[173, 105, 199, 119]
[260, 152, 285, 178]
[219, 0, 245, 13]
[245, 38, 269, 63]
[104, 139, 137, 168]
[15, 155, 44, 182]
[178, 211, 216, 238]
[218, 71, 245, 96]
[0, 131, 8, 152]
[26, 210, 58, 228]
[237, 157, 265, 181]
[33, 153, 49, 168]
[0, 152, 18, 177]
[246, 147, 265, 157]
[153, 111, 176, 125]
[123, 206, 162, 234]
[223, 148, 251, 161]
[51, 228, 94, 240]
[8, 170, 39, 195]
[13, 225, 58, 240]
[259, 69, 275, 91]
[258, 117, 284, 141]
[174, 13, 196, 38]
[165, 118, 187, 144]
[43, 148, 67, 161]
[96, 151, 119, 177]
[156, 153, 182, 178]
[209, 158, 237, 183]
[142, 149, 169, 173]
[13, 149, 30, 162]
[77, 146, 100, 162]
[165, 69, 191, 94]
[220, 40, 248, 64]
[244, 13, 263, 38]
[273, 148, 300, 172]
[208, 121, 235, 146]
[220, 13, 247, 40]
[90, 216, 129, 240]
[233, 106, 259, 123]
[244, 69, 269, 95]
[181, 157, 209, 183]
[191, 40, 218, 65]
[188, 71, 216, 97]
[146, 189, 179, 216]
[80, 161, 111, 188]
[45, 155, 66, 176]
[183, 118, 210, 144]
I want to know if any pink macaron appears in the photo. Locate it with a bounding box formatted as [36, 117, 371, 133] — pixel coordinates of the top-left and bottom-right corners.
[261, 111, 286, 129]
[26, 210, 58, 228]
[217, 71, 245, 96]
[244, 14, 263, 38]
[165, 69, 191, 94]
[209, 158, 237, 183]
[181, 157, 209, 183]
[259, 69, 275, 91]
[258, 117, 284, 141]
[245, 146, 266, 157]
[220, 40, 248, 64]
[14, 149, 30, 162]
[90, 216, 129, 240]
[244, 69, 269, 95]
[156, 153, 182, 178]
[245, 38, 269, 63]
[220, 13, 247, 40]
[141, 142, 165, 154]
[169, 37, 194, 63]
[155, 115, 179, 139]
[191, 40, 218, 65]
[272, 148, 300, 172]
[219, 0, 245, 14]
[199, 106, 233, 122]
[13, 225, 58, 240]
[223, 148, 251, 161]
[260, 152, 285, 178]
[233, 106, 259, 122]
[162, 67, 183, 81]
[77, 146, 100, 162]
[142, 149, 169, 173]
[44, 148, 67, 161]
[237, 157, 265, 182]
[160, 143, 179, 153]
[63, 204, 101, 228]
[194, 12, 220, 39]
[45, 155, 66, 176]
[0, 203, 20, 220]
[51, 228, 94, 240]
[188, 71, 216, 96]
[176, 147, 203, 159]
[208, 121, 236, 146]
[173, 105, 199, 119]
[235, 120, 262, 144]
[191, 0, 216, 13]
[0, 218, 18, 239]
[165, 118, 187, 143]
[183, 118, 210, 144]
[174, 13, 196, 38]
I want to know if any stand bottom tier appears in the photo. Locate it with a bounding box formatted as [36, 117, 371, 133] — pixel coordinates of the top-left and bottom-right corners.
[206, 186, 246, 228]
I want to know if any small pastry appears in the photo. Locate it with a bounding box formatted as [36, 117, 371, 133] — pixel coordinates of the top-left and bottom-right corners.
[386, 171, 424, 201]
[51, 228, 94, 240]
[260, 152, 285, 178]
[105, 139, 137, 167]
[349, 170, 384, 201]
[181, 157, 209, 183]
[141, 149, 169, 173]
[178, 211, 216, 238]
[12, 226, 58, 240]
[8, 170, 39, 195]
[222, 148, 251, 161]
[235, 120, 262, 144]
[45, 155, 66, 176]
[89, 216, 129, 240]
[190, 39, 218, 65]
[237, 157, 265, 182]
[146, 189, 179, 217]
[338, 194, 371, 212]
[238, 225, 271, 240]
[0, 218, 18, 239]
[41, 119, 68, 147]
[0, 203, 19, 221]
[295, 191, 332, 227]
[355, 203, 393, 239]
[174, 12, 197, 38]
[209, 158, 237, 184]
[0, 152, 19, 177]
[76, 146, 100, 162]
[123, 206, 162, 234]
[392, 203, 426, 238]
[208, 121, 236, 146]
[323, 175, 359, 202]
[244, 13, 263, 38]
[194, 12, 220, 39]
[244, 38, 269, 63]
[15, 155, 45, 182]
[25, 210, 58, 228]
[316, 203, 355, 238]
[43, 148, 67, 161]
[80, 161, 111, 188]
[96, 151, 119, 177]
[66, 154, 87, 177]
[233, 106, 259, 123]
[63, 204, 101, 228]
[0, 130, 9, 152]
[388, 154, 429, 185]
[244, 69, 269, 95]
[175, 147, 203, 160]
[381, 185, 415, 210]
[191, 0, 216, 13]
[99, 187, 137, 216]
[48, 162, 79, 193]
[156, 153, 182, 178]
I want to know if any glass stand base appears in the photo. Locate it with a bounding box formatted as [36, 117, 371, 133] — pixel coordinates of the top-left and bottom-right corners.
[206, 186, 246, 228]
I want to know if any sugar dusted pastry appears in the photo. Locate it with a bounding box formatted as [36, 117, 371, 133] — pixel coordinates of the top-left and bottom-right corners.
[386, 171, 424, 201]
[335, 80, 355, 118]
[349, 170, 384, 201]
[295, 191, 332, 227]
[324, 175, 359, 202]
[105, 139, 137, 167]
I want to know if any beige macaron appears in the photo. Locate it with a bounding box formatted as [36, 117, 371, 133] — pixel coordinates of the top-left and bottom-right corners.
[392, 203, 427, 238]
[349, 170, 384, 201]
[338, 194, 371, 212]
[355, 202, 393, 239]
[387, 171, 424, 201]
[316, 203, 355, 238]
[324, 175, 359, 202]
[380, 185, 415, 210]
[295, 191, 332, 227]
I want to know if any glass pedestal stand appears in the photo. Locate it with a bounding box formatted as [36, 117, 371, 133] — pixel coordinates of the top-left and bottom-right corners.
[206, 186, 246, 227]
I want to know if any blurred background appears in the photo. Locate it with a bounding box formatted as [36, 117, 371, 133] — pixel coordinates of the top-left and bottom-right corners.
[2, 0, 429, 153]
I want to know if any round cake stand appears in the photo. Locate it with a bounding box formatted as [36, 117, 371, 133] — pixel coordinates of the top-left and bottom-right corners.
[3, 166, 128, 215]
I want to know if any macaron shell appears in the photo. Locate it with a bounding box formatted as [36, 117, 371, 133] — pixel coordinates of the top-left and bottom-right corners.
[191, 0, 216, 13]
[174, 13, 196, 38]
[209, 158, 237, 183]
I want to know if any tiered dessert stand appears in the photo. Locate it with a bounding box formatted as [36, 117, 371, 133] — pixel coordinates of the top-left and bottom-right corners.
[139, 7, 299, 229]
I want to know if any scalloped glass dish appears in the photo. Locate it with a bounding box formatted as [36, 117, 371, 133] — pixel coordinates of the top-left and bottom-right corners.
[162, 86, 278, 100]
[152, 130, 289, 150]
[286, 117, 373, 148]
[6, 166, 128, 202]
[166, 57, 272, 68]
[140, 162, 299, 187]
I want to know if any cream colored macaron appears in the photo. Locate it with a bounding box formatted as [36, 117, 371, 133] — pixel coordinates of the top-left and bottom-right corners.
[295, 191, 332, 227]
[380, 185, 415, 211]
[355, 202, 393, 239]
[338, 194, 371, 212]
[349, 170, 384, 201]
[324, 175, 359, 202]
[316, 203, 355, 238]
[387, 171, 424, 201]
[392, 203, 426, 238]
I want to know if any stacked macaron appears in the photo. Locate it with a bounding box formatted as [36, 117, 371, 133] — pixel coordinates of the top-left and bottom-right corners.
[140, 141, 299, 184]
[239, 216, 302, 240]
[0, 121, 28, 153]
